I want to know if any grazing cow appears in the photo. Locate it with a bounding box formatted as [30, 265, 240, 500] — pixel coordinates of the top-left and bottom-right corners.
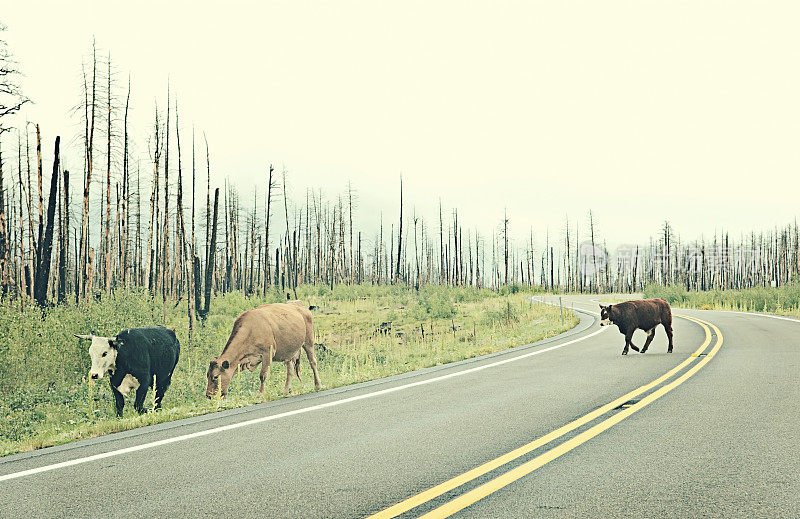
[76, 326, 181, 416]
[206, 300, 321, 398]
[599, 299, 674, 355]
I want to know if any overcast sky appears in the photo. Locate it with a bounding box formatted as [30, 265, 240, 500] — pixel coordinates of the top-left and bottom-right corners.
[3, 1, 800, 251]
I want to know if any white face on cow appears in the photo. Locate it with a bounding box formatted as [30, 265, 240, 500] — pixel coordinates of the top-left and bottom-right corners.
[77, 334, 118, 379]
[599, 305, 613, 326]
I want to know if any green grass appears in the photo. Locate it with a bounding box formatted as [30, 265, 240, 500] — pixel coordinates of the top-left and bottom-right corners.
[0, 284, 577, 456]
[643, 283, 800, 317]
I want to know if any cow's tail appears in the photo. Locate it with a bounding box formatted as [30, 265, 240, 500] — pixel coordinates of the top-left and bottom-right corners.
[294, 355, 302, 381]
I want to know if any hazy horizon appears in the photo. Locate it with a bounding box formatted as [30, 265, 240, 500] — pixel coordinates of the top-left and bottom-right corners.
[3, 1, 800, 254]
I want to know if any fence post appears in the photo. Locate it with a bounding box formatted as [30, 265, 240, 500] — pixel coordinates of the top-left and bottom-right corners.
[559, 296, 564, 327]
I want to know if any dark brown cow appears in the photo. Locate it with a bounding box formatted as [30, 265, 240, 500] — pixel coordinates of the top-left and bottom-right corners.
[599, 299, 674, 355]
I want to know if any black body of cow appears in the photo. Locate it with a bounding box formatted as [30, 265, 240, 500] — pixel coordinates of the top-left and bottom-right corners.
[109, 326, 180, 416]
[600, 299, 674, 355]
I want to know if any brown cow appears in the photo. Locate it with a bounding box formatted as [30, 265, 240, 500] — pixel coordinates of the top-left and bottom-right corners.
[599, 298, 674, 355]
[205, 301, 322, 398]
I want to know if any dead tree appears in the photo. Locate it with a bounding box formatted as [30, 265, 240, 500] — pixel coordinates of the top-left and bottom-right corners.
[0, 139, 8, 294]
[120, 76, 130, 286]
[34, 136, 60, 306]
[503, 210, 509, 286]
[175, 100, 194, 338]
[57, 167, 69, 302]
[395, 176, 403, 284]
[200, 187, 219, 319]
[162, 84, 170, 319]
[263, 164, 275, 292]
[103, 54, 113, 294]
[0, 25, 29, 135]
[146, 108, 160, 290]
[78, 40, 97, 301]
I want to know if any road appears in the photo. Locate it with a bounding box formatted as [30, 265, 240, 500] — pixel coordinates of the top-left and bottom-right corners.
[1, 295, 798, 518]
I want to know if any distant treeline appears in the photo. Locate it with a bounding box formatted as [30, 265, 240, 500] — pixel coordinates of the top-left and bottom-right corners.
[1, 38, 799, 330]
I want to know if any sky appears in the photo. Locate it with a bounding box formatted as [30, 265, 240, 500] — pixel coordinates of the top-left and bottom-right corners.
[2, 1, 800, 252]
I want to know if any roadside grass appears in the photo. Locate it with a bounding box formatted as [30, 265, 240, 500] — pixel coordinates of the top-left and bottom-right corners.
[643, 283, 800, 317]
[0, 284, 577, 456]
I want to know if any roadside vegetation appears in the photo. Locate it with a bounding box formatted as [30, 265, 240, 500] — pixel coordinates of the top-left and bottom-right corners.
[0, 284, 576, 456]
[644, 283, 800, 317]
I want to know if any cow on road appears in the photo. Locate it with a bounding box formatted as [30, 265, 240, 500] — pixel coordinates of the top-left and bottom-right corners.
[600, 299, 674, 355]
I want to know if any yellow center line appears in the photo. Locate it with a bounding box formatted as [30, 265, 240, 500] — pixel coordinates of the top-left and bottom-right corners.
[419, 317, 724, 519]
[367, 315, 712, 519]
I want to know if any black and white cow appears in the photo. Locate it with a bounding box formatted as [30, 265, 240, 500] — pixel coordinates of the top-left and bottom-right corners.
[76, 326, 180, 416]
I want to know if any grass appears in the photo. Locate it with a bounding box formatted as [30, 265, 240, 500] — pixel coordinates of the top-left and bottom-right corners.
[643, 283, 800, 317]
[0, 284, 577, 456]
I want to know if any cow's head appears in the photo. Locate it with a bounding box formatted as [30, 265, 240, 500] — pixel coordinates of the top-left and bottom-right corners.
[75, 333, 119, 379]
[599, 304, 614, 326]
[206, 358, 232, 398]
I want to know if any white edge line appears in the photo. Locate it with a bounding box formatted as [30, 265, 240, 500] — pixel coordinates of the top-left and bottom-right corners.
[737, 311, 800, 323]
[0, 325, 606, 483]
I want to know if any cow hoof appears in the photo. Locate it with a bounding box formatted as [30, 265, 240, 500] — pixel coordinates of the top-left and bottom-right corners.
[622, 352, 628, 356]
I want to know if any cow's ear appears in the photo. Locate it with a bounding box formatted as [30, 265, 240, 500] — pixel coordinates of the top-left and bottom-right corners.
[221, 360, 230, 370]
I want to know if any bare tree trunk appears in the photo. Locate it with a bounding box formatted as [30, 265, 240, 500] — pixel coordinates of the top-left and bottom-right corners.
[175, 100, 194, 340]
[204, 134, 210, 292]
[395, 176, 403, 284]
[35, 125, 43, 262]
[120, 76, 130, 286]
[58, 166, 69, 303]
[17, 147, 27, 303]
[439, 201, 444, 284]
[86, 247, 94, 302]
[34, 136, 60, 306]
[162, 85, 170, 321]
[79, 41, 97, 301]
[147, 109, 160, 290]
[263, 164, 274, 292]
[201, 187, 219, 318]
[503, 209, 509, 286]
[589, 210, 598, 292]
[104, 55, 113, 294]
[0, 139, 8, 295]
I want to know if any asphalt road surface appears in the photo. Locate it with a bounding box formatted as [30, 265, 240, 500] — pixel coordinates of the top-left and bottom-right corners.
[1, 295, 797, 518]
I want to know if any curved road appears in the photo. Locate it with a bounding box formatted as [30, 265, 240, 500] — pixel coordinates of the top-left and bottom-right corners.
[1, 296, 797, 518]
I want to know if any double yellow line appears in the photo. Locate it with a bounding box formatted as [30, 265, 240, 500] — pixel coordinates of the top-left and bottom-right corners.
[368, 315, 723, 519]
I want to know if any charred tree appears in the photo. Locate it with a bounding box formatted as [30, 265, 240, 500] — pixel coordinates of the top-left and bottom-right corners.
[34, 136, 60, 305]
[200, 187, 219, 319]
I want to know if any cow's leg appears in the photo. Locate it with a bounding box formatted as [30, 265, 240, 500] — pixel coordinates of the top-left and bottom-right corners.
[641, 327, 656, 353]
[623, 330, 639, 355]
[258, 349, 273, 395]
[664, 322, 674, 353]
[154, 375, 172, 410]
[133, 384, 149, 414]
[111, 386, 125, 417]
[302, 343, 322, 390]
[282, 360, 294, 395]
